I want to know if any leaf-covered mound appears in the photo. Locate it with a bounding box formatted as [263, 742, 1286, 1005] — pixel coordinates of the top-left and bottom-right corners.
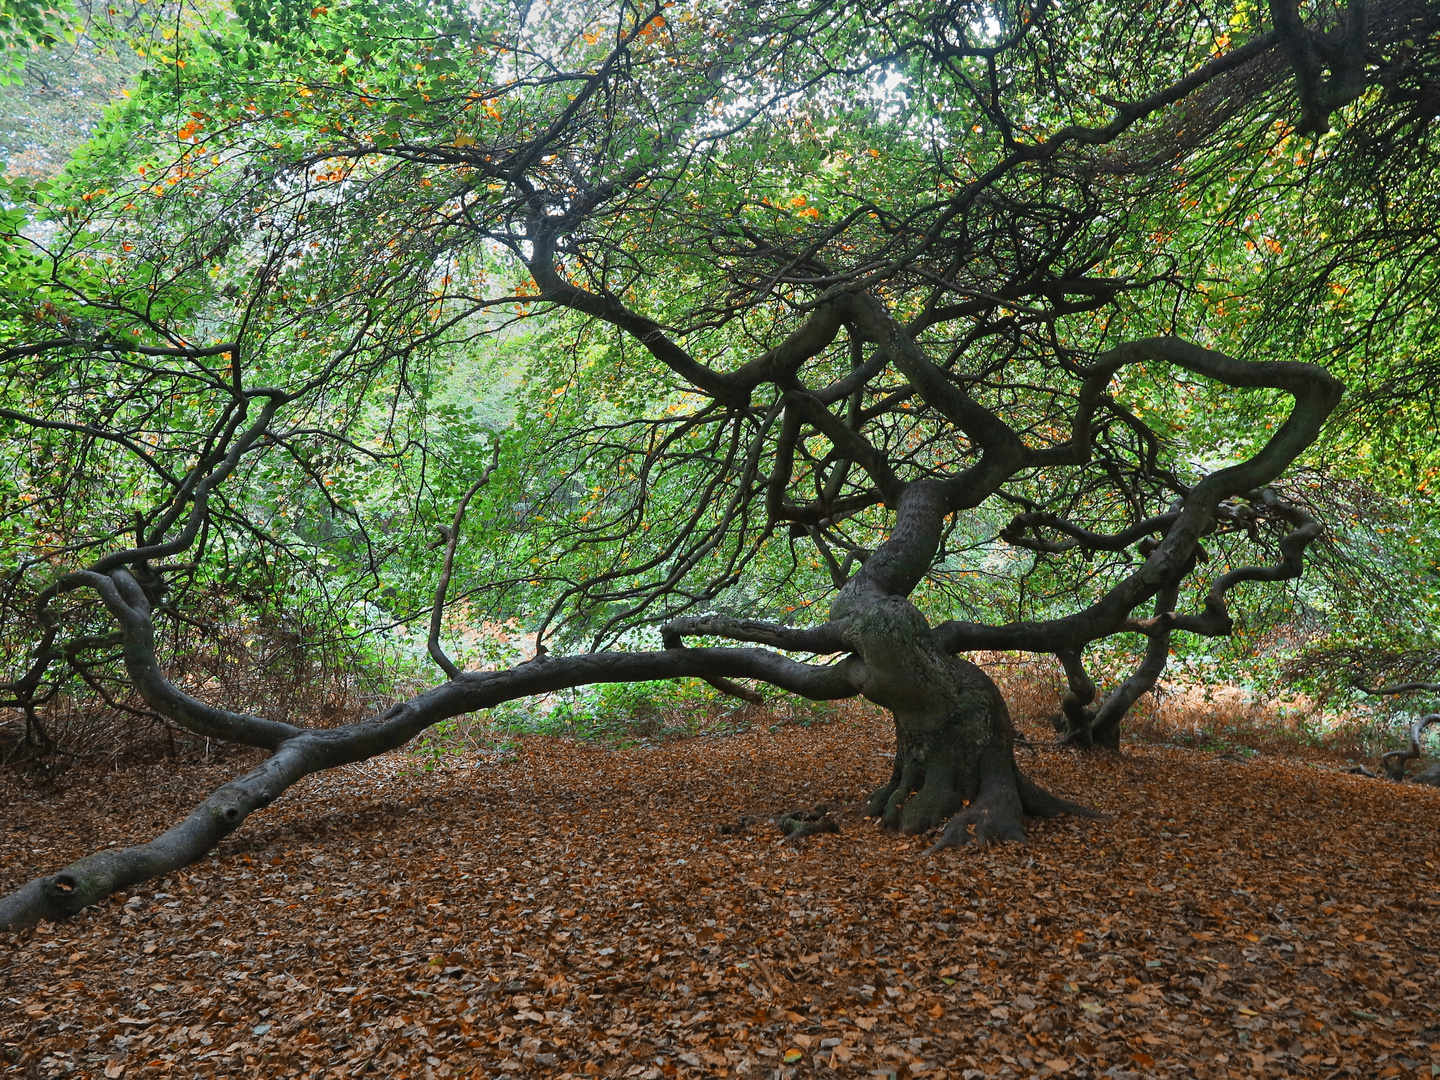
[4, 710, 1438, 1079]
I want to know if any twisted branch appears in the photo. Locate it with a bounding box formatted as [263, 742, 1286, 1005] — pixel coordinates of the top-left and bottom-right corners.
[427, 445, 502, 680]
[1380, 714, 1440, 781]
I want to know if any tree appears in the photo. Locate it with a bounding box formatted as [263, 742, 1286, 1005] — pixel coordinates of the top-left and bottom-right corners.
[2, 0, 1433, 929]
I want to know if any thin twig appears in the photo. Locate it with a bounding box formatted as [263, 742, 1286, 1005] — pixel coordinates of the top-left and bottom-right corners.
[427, 445, 502, 680]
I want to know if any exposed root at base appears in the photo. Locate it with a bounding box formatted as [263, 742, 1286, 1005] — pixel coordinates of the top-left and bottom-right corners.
[919, 768, 1107, 853]
[864, 758, 969, 834]
[863, 745, 1105, 855]
[864, 739, 1105, 847]
[776, 805, 841, 843]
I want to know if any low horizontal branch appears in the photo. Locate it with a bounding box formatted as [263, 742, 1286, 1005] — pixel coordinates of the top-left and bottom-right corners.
[660, 615, 847, 654]
[0, 641, 860, 928]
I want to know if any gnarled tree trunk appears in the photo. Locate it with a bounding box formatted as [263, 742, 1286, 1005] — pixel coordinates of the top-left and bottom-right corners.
[846, 597, 1095, 847]
[816, 479, 1097, 847]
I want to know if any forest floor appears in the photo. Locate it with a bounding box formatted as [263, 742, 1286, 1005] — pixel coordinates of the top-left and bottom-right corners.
[3, 706, 1439, 1080]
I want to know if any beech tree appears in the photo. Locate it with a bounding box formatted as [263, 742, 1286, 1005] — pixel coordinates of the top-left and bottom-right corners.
[2, 0, 1434, 929]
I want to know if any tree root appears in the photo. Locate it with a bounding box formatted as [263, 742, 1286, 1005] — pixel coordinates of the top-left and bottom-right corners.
[922, 767, 1103, 854]
[864, 744, 1102, 853]
[1015, 771, 1104, 821]
[865, 755, 970, 834]
[775, 806, 841, 843]
[923, 759, 1028, 851]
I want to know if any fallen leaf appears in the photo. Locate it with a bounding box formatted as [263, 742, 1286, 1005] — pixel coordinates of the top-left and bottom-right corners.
[3, 709, 1436, 1080]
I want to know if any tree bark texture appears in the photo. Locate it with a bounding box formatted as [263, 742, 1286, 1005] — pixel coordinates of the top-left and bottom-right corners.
[845, 597, 1096, 846]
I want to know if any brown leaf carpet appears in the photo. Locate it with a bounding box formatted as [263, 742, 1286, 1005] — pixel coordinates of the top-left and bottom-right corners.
[4, 709, 1439, 1079]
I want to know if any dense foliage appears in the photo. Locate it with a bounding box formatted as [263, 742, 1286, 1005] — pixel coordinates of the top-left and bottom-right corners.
[0, 1, 1427, 684]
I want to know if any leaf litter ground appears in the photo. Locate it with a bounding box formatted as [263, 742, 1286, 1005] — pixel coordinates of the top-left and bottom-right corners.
[4, 707, 1439, 1079]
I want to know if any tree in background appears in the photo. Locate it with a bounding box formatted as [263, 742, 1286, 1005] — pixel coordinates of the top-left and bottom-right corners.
[3, 0, 1435, 928]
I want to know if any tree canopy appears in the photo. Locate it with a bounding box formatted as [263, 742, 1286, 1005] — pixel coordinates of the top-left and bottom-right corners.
[3, 0, 1440, 928]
